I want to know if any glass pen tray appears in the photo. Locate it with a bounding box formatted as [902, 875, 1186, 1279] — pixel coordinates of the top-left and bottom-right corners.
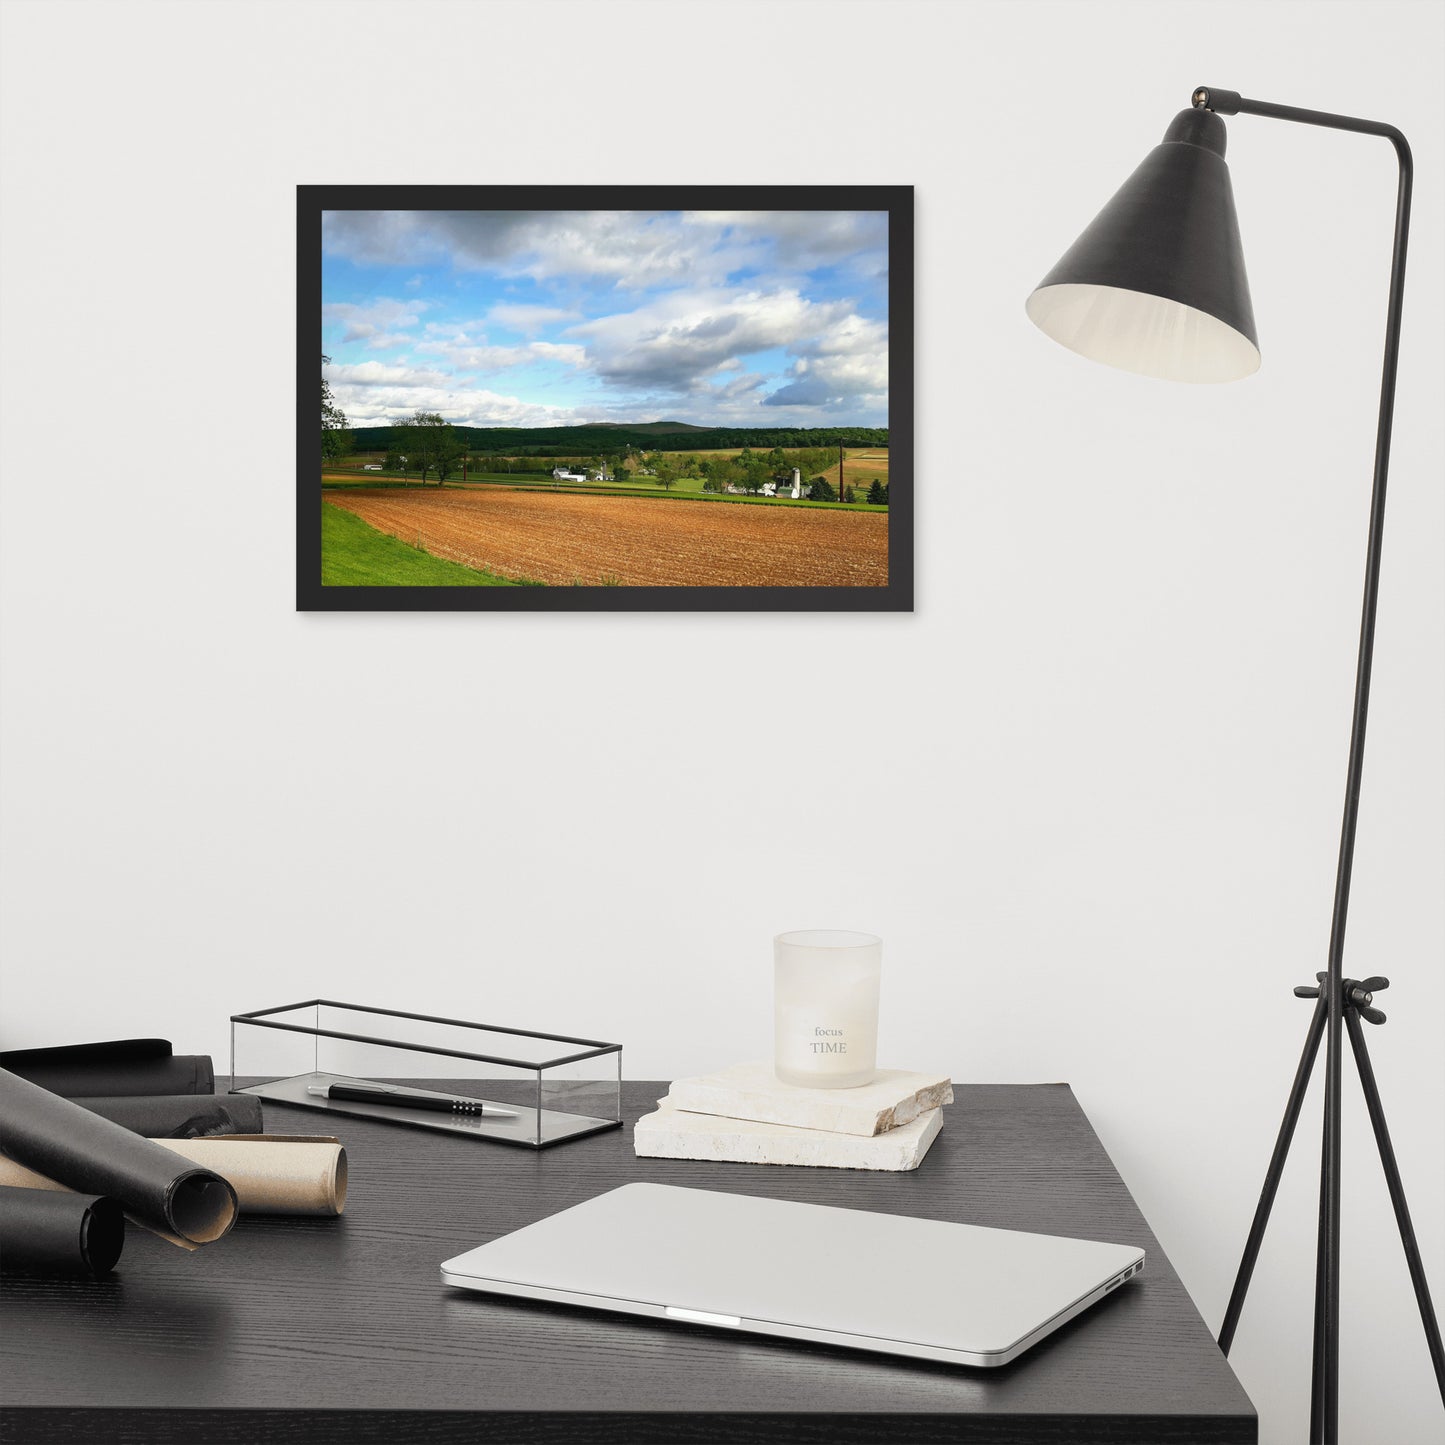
[230, 1000, 622, 1149]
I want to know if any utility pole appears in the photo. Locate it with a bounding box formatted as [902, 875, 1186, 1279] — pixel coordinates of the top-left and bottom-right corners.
[838, 443, 845, 501]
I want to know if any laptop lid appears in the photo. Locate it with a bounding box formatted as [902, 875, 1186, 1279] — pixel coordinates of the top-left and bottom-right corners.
[440, 1182, 1144, 1367]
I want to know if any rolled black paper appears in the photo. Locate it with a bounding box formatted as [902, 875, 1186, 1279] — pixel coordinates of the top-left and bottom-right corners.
[0, 1069, 237, 1247]
[0, 1185, 125, 1276]
[0, 1040, 213, 1097]
[73, 1094, 265, 1139]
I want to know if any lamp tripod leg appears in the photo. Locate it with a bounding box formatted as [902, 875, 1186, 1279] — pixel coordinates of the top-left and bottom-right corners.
[1321, 987, 1344, 1445]
[1344, 1009, 1445, 1400]
[1310, 1078, 1334, 1444]
[1219, 992, 1329, 1354]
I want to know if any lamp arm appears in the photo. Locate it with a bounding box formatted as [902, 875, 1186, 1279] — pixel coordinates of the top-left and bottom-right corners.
[1194, 85, 1415, 1444]
[1192, 86, 1410, 155]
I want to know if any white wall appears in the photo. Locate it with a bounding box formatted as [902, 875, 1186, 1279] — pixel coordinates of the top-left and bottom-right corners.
[1, 2, 1440, 1439]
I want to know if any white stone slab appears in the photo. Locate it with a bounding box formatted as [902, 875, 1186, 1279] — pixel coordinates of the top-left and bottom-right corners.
[666, 1061, 953, 1137]
[634, 1097, 943, 1171]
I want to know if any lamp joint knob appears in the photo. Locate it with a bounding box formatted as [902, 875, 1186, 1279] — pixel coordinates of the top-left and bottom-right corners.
[1192, 86, 1242, 115]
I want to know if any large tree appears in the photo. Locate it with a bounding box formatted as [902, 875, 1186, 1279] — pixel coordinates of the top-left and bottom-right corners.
[740, 453, 772, 494]
[699, 456, 735, 493]
[400, 411, 463, 485]
[321, 354, 350, 465]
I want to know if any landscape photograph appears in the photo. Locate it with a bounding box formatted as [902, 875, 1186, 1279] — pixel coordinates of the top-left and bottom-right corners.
[298, 187, 912, 609]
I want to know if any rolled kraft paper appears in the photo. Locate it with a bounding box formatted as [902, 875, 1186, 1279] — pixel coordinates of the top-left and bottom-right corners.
[0, 1185, 125, 1277]
[0, 1040, 214, 1097]
[156, 1136, 348, 1216]
[0, 1136, 347, 1217]
[74, 1094, 265, 1139]
[0, 1068, 236, 1249]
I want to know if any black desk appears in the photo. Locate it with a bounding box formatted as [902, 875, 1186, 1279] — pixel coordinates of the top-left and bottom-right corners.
[0, 1082, 1255, 1443]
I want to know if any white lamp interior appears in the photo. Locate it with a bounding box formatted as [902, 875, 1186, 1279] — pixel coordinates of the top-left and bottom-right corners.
[1027, 282, 1260, 384]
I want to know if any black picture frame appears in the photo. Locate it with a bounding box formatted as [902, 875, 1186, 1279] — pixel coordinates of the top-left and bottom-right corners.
[298, 185, 912, 612]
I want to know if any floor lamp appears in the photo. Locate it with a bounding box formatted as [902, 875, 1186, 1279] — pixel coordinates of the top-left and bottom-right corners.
[1025, 87, 1442, 1444]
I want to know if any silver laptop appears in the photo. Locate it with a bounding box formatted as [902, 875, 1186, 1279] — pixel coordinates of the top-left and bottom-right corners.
[440, 1183, 1144, 1367]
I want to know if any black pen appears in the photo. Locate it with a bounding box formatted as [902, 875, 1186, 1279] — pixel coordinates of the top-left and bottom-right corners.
[307, 1079, 517, 1118]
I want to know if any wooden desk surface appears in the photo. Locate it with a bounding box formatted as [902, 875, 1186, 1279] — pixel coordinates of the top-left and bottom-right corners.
[0, 1082, 1255, 1443]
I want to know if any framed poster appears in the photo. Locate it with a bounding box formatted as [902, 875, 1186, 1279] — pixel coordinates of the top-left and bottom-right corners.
[298, 185, 911, 611]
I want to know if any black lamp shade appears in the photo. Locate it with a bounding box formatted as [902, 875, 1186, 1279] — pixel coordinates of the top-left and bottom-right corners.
[1027, 109, 1259, 383]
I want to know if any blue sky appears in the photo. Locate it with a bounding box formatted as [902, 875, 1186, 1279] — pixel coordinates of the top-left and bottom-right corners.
[321, 210, 888, 430]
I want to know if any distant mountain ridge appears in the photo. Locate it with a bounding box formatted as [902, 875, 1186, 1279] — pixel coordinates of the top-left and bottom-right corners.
[585, 419, 711, 434]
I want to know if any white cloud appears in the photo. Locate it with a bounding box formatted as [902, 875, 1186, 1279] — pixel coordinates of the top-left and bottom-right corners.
[683, 210, 887, 272]
[322, 297, 426, 349]
[413, 326, 587, 374]
[569, 287, 852, 390]
[809, 310, 889, 360]
[764, 310, 889, 408]
[763, 361, 887, 410]
[323, 210, 757, 288]
[327, 380, 603, 431]
[564, 285, 886, 412]
[710, 372, 768, 401]
[326, 360, 452, 388]
[486, 302, 581, 335]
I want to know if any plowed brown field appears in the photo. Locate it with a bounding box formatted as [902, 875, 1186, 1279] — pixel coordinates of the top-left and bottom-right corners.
[324, 488, 887, 587]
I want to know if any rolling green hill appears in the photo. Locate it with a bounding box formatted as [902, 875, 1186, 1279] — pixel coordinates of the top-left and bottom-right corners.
[587, 419, 711, 435]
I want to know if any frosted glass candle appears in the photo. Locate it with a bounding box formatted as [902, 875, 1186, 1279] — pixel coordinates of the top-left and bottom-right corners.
[773, 930, 882, 1090]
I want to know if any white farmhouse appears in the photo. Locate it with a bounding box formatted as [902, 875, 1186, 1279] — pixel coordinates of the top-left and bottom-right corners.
[551, 467, 589, 483]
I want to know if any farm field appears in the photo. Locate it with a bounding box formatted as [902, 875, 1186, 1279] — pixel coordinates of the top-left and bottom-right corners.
[320, 474, 884, 510]
[840, 450, 890, 486]
[323, 486, 887, 587]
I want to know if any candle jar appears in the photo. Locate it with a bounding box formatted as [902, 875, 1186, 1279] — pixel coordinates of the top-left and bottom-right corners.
[773, 930, 882, 1089]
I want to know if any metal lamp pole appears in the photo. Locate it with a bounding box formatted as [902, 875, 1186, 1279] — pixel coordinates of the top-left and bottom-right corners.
[1187, 87, 1441, 1445]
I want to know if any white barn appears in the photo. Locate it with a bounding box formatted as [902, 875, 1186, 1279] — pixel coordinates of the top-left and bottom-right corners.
[760, 468, 803, 499]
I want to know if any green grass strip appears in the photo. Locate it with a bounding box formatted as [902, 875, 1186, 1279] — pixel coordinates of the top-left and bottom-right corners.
[320, 501, 524, 586]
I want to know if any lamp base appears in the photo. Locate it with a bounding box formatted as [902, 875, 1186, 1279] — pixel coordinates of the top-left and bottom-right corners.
[1218, 975, 1445, 1436]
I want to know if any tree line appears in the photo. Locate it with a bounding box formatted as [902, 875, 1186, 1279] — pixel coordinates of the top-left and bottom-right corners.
[346, 421, 888, 457]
